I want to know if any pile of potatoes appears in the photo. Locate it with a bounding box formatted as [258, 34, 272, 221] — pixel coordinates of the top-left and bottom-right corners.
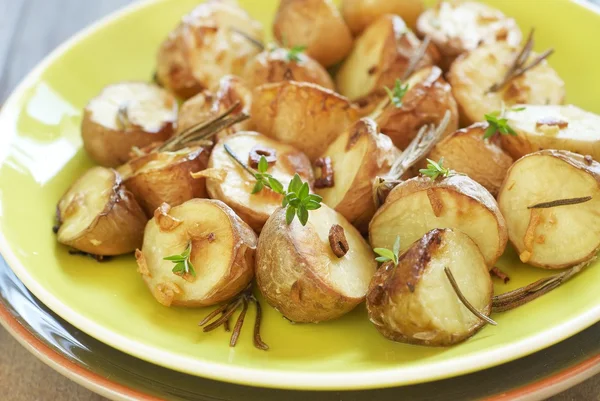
[54, 0, 600, 348]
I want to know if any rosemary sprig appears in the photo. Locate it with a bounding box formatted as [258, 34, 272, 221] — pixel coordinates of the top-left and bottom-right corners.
[488, 29, 554, 93]
[286, 45, 307, 62]
[384, 79, 409, 108]
[445, 267, 498, 326]
[223, 144, 322, 226]
[483, 110, 517, 139]
[163, 242, 196, 278]
[402, 35, 431, 81]
[419, 158, 452, 180]
[374, 236, 401, 266]
[229, 28, 265, 51]
[527, 196, 592, 209]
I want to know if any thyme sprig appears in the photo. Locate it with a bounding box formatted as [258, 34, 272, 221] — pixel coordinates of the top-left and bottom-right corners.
[286, 45, 307, 62]
[163, 242, 196, 278]
[419, 158, 452, 180]
[384, 79, 409, 108]
[483, 110, 517, 139]
[374, 236, 401, 266]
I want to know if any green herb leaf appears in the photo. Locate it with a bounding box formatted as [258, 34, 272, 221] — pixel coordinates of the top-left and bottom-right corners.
[511, 106, 526, 112]
[308, 194, 323, 203]
[393, 236, 401, 257]
[258, 156, 269, 173]
[163, 242, 196, 277]
[251, 181, 264, 194]
[305, 200, 321, 210]
[268, 177, 284, 194]
[286, 206, 296, 225]
[286, 45, 307, 62]
[373, 236, 401, 266]
[484, 111, 518, 139]
[384, 79, 409, 108]
[297, 206, 309, 226]
[298, 182, 309, 200]
[288, 174, 303, 194]
[419, 158, 452, 181]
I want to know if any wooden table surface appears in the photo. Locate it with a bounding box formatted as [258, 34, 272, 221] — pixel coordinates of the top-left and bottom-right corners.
[1, 0, 599, 400]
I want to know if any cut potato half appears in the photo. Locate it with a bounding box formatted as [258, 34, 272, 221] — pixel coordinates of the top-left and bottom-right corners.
[497, 150, 600, 269]
[370, 174, 507, 267]
[251, 81, 359, 161]
[315, 118, 399, 234]
[426, 123, 513, 196]
[156, 1, 264, 98]
[137, 199, 257, 307]
[501, 104, 600, 161]
[56, 167, 147, 256]
[335, 14, 438, 104]
[82, 82, 177, 167]
[367, 228, 493, 346]
[256, 205, 377, 323]
[341, 0, 424, 34]
[205, 132, 313, 232]
[417, 1, 521, 67]
[448, 41, 565, 125]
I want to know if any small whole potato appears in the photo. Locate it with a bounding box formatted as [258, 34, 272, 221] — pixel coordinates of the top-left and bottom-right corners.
[426, 122, 513, 196]
[341, 0, 424, 34]
[136, 199, 257, 307]
[243, 47, 334, 90]
[156, 0, 264, 99]
[273, 0, 353, 67]
[367, 228, 493, 346]
[56, 167, 147, 256]
[256, 205, 377, 323]
[82, 82, 178, 167]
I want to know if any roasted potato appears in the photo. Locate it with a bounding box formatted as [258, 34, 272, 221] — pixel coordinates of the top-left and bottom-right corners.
[367, 228, 493, 346]
[251, 81, 359, 161]
[497, 150, 600, 269]
[501, 105, 600, 161]
[448, 41, 565, 125]
[121, 147, 209, 217]
[273, 0, 353, 67]
[243, 47, 334, 90]
[315, 118, 399, 234]
[370, 174, 508, 267]
[336, 15, 439, 107]
[425, 123, 513, 196]
[156, 0, 264, 99]
[203, 132, 313, 232]
[341, 0, 424, 35]
[373, 66, 459, 150]
[136, 199, 257, 307]
[176, 75, 253, 137]
[56, 167, 147, 256]
[256, 204, 377, 323]
[417, 1, 522, 68]
[81, 82, 177, 167]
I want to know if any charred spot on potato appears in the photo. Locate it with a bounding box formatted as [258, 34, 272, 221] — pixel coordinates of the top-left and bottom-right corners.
[208, 232, 216, 243]
[328, 224, 350, 258]
[314, 157, 335, 188]
[248, 145, 277, 168]
[368, 66, 378, 75]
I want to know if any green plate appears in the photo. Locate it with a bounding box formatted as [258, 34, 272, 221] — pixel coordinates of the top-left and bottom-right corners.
[0, 0, 599, 391]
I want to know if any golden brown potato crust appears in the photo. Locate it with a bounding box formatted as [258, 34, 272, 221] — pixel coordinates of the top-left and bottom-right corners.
[341, 0, 424, 34]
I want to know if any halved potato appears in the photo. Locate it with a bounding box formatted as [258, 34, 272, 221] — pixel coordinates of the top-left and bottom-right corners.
[204, 132, 313, 232]
[448, 41, 565, 125]
[370, 174, 507, 267]
[243, 47, 334, 90]
[273, 0, 353, 67]
[417, 1, 521, 67]
[176, 75, 253, 137]
[335, 15, 439, 106]
[256, 204, 377, 323]
[426, 123, 513, 196]
[373, 66, 459, 150]
[156, 0, 264, 99]
[341, 0, 424, 34]
[501, 104, 600, 161]
[136, 199, 257, 307]
[251, 81, 359, 161]
[82, 82, 177, 167]
[497, 150, 600, 269]
[367, 228, 493, 346]
[315, 118, 399, 234]
[56, 167, 147, 256]
[121, 147, 209, 217]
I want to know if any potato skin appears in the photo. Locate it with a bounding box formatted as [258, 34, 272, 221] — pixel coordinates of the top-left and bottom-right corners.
[375, 66, 458, 150]
[156, 1, 264, 99]
[57, 167, 147, 255]
[123, 147, 209, 217]
[367, 228, 492, 346]
[138, 199, 257, 307]
[243, 48, 334, 90]
[273, 0, 353, 67]
[341, 0, 424, 34]
[256, 207, 365, 323]
[251, 81, 359, 161]
[426, 123, 513, 196]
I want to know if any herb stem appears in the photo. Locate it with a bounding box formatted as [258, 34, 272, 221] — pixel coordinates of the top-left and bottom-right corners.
[444, 267, 497, 326]
[223, 143, 257, 177]
[527, 196, 592, 209]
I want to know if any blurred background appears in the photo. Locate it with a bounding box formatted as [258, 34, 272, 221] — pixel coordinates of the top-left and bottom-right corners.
[1, 0, 600, 400]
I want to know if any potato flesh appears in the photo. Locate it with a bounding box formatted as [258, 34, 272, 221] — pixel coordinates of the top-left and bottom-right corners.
[449, 42, 565, 125]
[498, 155, 600, 268]
[57, 167, 116, 241]
[370, 188, 502, 267]
[87, 82, 176, 132]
